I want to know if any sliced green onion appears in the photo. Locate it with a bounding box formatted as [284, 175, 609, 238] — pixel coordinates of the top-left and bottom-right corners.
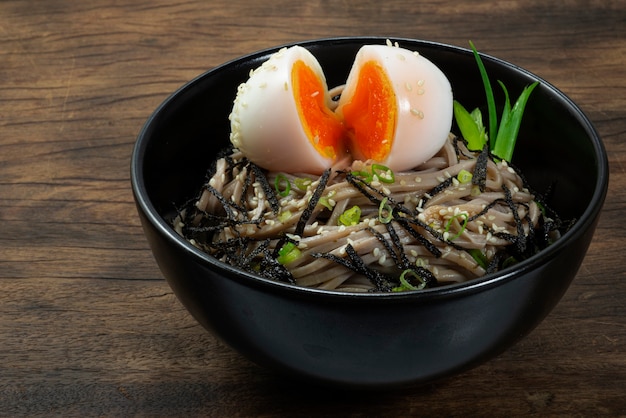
[470, 40, 498, 150]
[338, 205, 361, 226]
[444, 213, 468, 240]
[278, 210, 292, 223]
[351, 169, 373, 183]
[415, 258, 428, 268]
[294, 177, 312, 191]
[492, 80, 539, 162]
[468, 249, 488, 269]
[277, 242, 301, 265]
[378, 197, 393, 224]
[392, 269, 427, 292]
[457, 169, 473, 184]
[453, 100, 487, 151]
[274, 174, 291, 197]
[318, 190, 336, 210]
[502, 256, 518, 269]
[371, 164, 395, 183]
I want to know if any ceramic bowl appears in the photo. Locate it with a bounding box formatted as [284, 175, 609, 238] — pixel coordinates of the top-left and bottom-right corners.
[131, 37, 608, 388]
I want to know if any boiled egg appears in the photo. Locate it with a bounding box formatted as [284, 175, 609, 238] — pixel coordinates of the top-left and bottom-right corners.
[335, 43, 453, 172]
[229, 46, 345, 174]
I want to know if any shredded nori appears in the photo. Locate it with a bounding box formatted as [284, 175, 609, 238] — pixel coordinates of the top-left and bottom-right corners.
[313, 245, 394, 292]
[472, 142, 490, 192]
[250, 162, 280, 214]
[293, 168, 331, 238]
[174, 137, 570, 291]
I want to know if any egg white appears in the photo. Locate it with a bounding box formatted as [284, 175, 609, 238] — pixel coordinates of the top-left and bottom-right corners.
[229, 46, 338, 174]
[335, 43, 453, 172]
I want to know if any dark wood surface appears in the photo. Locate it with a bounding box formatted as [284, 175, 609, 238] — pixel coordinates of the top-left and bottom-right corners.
[1, 1, 625, 416]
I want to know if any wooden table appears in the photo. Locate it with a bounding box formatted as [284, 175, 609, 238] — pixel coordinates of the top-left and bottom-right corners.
[1, 0, 624, 415]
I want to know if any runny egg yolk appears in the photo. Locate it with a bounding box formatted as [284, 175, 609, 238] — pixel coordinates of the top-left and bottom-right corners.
[339, 60, 397, 162]
[292, 60, 345, 160]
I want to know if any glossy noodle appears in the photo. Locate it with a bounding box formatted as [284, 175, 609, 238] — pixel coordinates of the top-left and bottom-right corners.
[173, 132, 563, 292]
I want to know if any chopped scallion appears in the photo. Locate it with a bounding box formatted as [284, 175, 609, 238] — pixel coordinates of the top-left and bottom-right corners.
[378, 197, 393, 224]
[338, 205, 361, 226]
[371, 164, 395, 183]
[294, 177, 312, 191]
[278, 210, 292, 223]
[457, 169, 473, 184]
[444, 213, 468, 240]
[392, 269, 427, 292]
[277, 242, 301, 265]
[274, 174, 291, 197]
[468, 249, 488, 269]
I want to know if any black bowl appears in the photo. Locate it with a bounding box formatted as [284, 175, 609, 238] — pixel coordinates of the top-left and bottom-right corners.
[131, 37, 608, 388]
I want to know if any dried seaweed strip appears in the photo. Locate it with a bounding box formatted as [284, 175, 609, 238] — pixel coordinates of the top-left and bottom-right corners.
[425, 176, 455, 202]
[240, 238, 271, 269]
[502, 184, 527, 254]
[204, 183, 247, 220]
[312, 245, 394, 292]
[413, 266, 438, 287]
[239, 163, 255, 212]
[367, 226, 404, 268]
[472, 143, 490, 192]
[452, 135, 475, 160]
[345, 172, 386, 206]
[385, 222, 412, 269]
[250, 163, 280, 213]
[344, 244, 394, 292]
[467, 198, 505, 222]
[393, 217, 444, 257]
[486, 250, 509, 275]
[294, 168, 331, 237]
[259, 253, 296, 284]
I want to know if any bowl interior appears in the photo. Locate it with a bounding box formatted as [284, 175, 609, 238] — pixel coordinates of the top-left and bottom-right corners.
[134, 37, 607, 290]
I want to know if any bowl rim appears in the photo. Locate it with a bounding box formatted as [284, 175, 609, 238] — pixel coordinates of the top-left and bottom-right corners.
[131, 36, 609, 301]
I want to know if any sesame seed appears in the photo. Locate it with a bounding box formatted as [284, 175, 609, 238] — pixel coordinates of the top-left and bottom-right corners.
[417, 79, 425, 86]
[405, 82, 412, 91]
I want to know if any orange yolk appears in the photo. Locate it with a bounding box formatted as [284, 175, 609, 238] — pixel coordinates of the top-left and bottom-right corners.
[340, 60, 396, 162]
[292, 60, 345, 159]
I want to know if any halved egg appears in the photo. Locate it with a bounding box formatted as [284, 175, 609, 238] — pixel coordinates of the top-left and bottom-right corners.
[229, 46, 345, 174]
[335, 43, 453, 172]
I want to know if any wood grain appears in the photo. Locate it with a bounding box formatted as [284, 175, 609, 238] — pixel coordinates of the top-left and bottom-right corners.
[1, 0, 625, 415]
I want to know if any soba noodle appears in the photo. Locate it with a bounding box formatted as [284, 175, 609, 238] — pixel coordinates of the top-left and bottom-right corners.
[173, 133, 563, 292]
